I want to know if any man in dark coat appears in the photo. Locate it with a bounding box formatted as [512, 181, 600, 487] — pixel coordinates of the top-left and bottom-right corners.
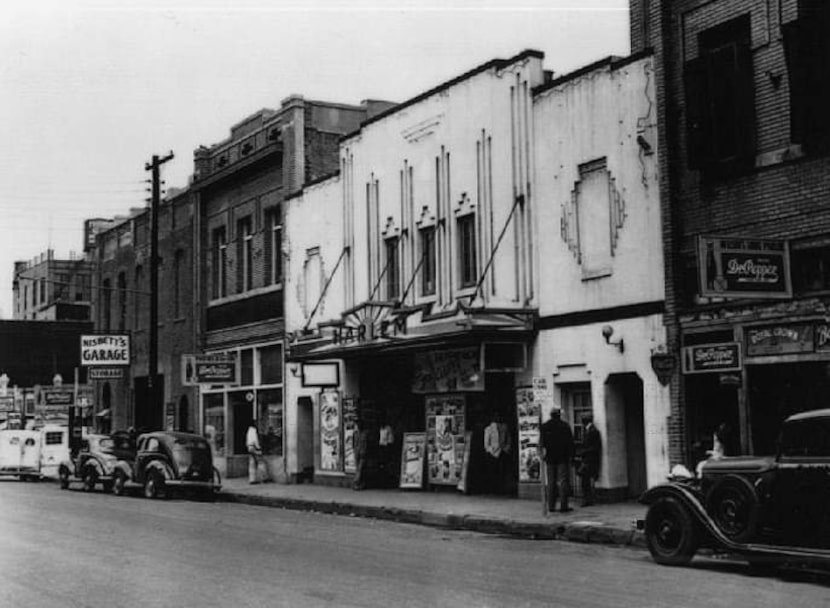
[540, 407, 575, 513]
[578, 415, 601, 506]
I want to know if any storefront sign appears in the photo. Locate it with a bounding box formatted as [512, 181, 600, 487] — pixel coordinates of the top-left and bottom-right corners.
[80, 334, 131, 366]
[412, 346, 483, 394]
[319, 390, 342, 472]
[301, 362, 340, 388]
[42, 388, 74, 406]
[745, 324, 814, 357]
[182, 354, 238, 385]
[330, 301, 412, 345]
[697, 236, 792, 299]
[516, 387, 542, 483]
[0, 396, 14, 412]
[682, 343, 742, 374]
[425, 394, 466, 486]
[399, 432, 426, 489]
[814, 323, 830, 351]
[89, 367, 123, 380]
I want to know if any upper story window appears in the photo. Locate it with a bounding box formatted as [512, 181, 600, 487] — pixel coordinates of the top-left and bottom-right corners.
[237, 216, 253, 293]
[420, 227, 436, 297]
[684, 14, 755, 176]
[211, 227, 227, 299]
[791, 241, 830, 294]
[134, 266, 144, 329]
[117, 272, 127, 331]
[265, 207, 282, 285]
[173, 250, 185, 318]
[783, 1, 830, 156]
[101, 278, 112, 331]
[385, 237, 400, 301]
[457, 214, 477, 289]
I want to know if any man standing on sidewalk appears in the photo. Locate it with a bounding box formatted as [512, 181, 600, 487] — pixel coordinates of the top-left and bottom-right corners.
[577, 415, 601, 506]
[246, 422, 265, 485]
[541, 406, 574, 513]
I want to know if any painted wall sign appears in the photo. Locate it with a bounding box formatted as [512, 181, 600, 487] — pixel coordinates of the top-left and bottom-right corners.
[697, 235, 792, 299]
[745, 323, 814, 357]
[682, 342, 742, 374]
[80, 334, 131, 366]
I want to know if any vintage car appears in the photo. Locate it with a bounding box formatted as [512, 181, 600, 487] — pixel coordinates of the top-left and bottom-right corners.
[641, 409, 830, 569]
[110, 431, 221, 499]
[58, 432, 137, 492]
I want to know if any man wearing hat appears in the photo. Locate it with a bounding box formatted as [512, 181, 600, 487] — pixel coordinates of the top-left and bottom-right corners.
[540, 406, 575, 512]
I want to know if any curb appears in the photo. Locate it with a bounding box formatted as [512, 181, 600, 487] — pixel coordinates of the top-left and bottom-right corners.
[218, 491, 646, 548]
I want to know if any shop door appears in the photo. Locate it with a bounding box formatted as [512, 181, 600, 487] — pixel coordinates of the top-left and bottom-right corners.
[606, 373, 647, 498]
[230, 391, 253, 455]
[297, 396, 314, 477]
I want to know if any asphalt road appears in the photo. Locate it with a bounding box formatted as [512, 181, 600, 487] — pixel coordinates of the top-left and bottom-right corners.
[1, 480, 828, 608]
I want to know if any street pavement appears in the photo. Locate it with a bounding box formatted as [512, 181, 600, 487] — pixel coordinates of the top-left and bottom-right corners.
[219, 476, 648, 547]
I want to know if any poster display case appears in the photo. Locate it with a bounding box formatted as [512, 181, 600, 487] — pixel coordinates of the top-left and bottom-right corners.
[516, 385, 544, 483]
[319, 389, 342, 472]
[399, 432, 426, 489]
[425, 394, 466, 485]
[342, 397, 357, 473]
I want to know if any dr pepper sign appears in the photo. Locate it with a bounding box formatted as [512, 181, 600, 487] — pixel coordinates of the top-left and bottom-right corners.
[80, 334, 131, 366]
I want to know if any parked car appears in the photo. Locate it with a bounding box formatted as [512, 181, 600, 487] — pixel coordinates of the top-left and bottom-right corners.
[58, 432, 137, 492]
[0, 429, 43, 481]
[640, 408, 830, 569]
[110, 431, 221, 499]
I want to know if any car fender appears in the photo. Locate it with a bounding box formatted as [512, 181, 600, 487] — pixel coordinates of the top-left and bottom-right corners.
[111, 460, 134, 481]
[642, 481, 830, 561]
[84, 457, 106, 477]
[144, 459, 175, 482]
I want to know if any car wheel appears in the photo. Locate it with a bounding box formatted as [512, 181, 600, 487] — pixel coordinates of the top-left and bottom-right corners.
[645, 496, 700, 566]
[82, 466, 98, 492]
[59, 466, 71, 490]
[144, 470, 167, 500]
[706, 475, 758, 543]
[112, 470, 128, 496]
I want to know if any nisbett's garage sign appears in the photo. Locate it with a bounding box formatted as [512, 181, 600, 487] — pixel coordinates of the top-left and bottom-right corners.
[80, 334, 131, 366]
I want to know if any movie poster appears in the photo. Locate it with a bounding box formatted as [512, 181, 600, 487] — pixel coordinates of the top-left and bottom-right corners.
[319, 390, 342, 472]
[399, 432, 427, 489]
[342, 397, 357, 473]
[425, 394, 466, 485]
[516, 386, 542, 482]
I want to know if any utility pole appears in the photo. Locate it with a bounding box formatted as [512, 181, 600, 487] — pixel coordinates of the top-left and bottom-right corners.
[145, 152, 174, 429]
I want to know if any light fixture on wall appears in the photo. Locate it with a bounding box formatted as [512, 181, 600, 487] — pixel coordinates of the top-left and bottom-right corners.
[288, 364, 301, 378]
[602, 325, 625, 354]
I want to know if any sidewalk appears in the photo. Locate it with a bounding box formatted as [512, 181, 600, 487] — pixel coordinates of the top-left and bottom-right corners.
[219, 477, 648, 549]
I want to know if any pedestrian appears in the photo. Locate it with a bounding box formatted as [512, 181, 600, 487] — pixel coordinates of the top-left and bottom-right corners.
[352, 417, 370, 491]
[540, 406, 575, 513]
[577, 414, 601, 506]
[246, 422, 265, 484]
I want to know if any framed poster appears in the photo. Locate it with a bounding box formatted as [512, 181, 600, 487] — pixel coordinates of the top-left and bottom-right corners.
[457, 431, 473, 494]
[425, 394, 466, 485]
[342, 397, 357, 473]
[399, 432, 427, 489]
[319, 389, 342, 472]
[516, 386, 542, 483]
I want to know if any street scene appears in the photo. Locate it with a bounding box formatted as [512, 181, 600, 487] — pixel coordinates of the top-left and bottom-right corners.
[2, 481, 828, 608]
[2, 0, 830, 605]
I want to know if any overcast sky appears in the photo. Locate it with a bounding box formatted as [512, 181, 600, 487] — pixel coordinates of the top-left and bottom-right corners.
[0, 0, 630, 318]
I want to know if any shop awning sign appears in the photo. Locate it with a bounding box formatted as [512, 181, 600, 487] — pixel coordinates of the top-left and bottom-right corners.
[682, 342, 742, 374]
[80, 334, 131, 366]
[697, 236, 792, 299]
[182, 354, 239, 385]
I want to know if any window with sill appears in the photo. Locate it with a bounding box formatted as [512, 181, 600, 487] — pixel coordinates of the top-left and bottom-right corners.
[783, 1, 830, 156]
[237, 216, 253, 293]
[211, 227, 227, 299]
[265, 207, 283, 286]
[457, 213, 477, 289]
[684, 14, 755, 176]
[791, 244, 830, 294]
[385, 236, 400, 300]
[420, 226, 436, 297]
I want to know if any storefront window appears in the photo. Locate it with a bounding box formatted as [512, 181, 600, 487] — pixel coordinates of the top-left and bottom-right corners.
[203, 393, 225, 457]
[240, 349, 254, 386]
[258, 389, 283, 456]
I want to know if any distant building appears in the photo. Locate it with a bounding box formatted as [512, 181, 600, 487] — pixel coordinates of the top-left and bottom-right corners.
[12, 249, 95, 321]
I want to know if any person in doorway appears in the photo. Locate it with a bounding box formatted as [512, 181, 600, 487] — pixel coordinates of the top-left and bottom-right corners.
[352, 418, 370, 491]
[540, 406, 575, 513]
[246, 423, 266, 484]
[378, 417, 396, 487]
[577, 415, 601, 506]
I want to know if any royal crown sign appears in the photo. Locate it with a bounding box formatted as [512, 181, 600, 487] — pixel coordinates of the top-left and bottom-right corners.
[80, 334, 131, 366]
[697, 235, 792, 299]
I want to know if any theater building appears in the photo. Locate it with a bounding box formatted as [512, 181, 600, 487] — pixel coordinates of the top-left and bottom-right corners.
[284, 49, 669, 500]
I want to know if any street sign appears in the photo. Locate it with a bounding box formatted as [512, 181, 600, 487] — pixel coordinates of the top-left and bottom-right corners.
[80, 334, 131, 366]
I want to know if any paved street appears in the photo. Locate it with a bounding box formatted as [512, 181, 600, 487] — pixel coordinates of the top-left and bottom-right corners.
[1, 480, 827, 608]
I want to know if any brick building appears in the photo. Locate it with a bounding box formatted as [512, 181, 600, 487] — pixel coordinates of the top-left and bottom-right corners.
[13, 249, 95, 321]
[93, 189, 196, 434]
[191, 96, 393, 479]
[631, 0, 830, 465]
